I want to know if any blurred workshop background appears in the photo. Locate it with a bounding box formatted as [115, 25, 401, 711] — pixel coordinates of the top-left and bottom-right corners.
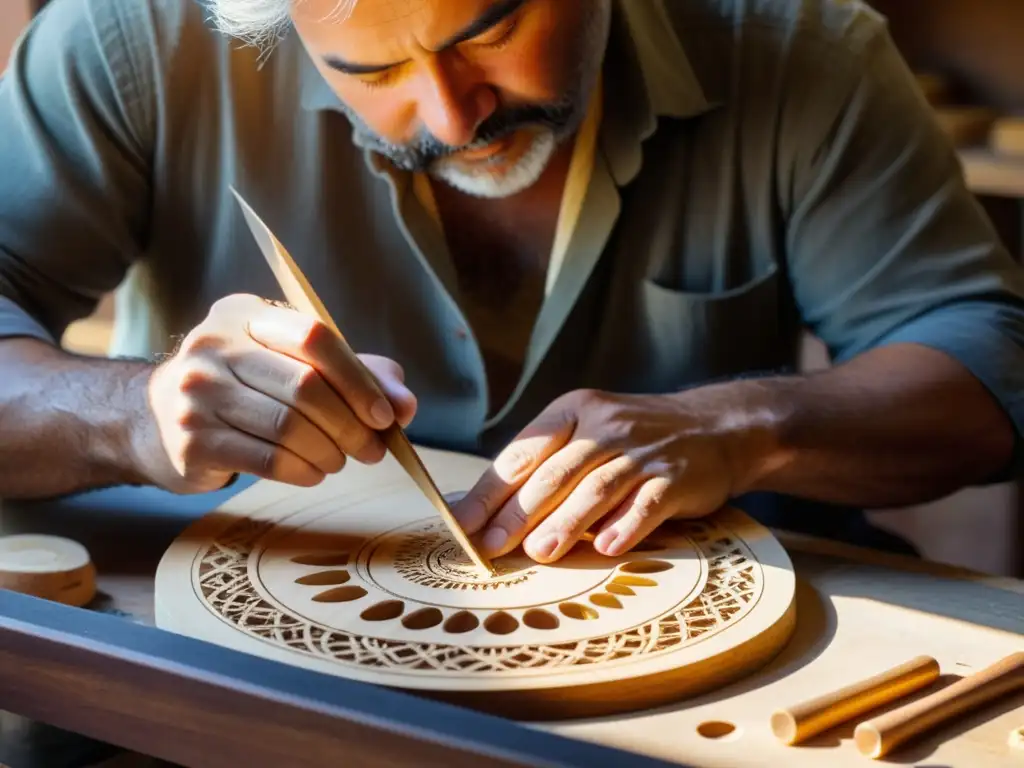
[2, 0, 1023, 577]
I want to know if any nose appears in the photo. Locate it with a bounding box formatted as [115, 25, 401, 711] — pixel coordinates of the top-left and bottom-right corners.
[416, 54, 496, 148]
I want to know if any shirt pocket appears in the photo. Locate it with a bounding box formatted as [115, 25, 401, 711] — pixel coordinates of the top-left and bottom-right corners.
[636, 262, 791, 390]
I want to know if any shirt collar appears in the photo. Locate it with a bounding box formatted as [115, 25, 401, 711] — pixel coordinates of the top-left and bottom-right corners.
[599, 0, 719, 185]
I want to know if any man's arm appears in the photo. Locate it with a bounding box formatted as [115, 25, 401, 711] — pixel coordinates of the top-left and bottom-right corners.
[0, 337, 155, 498]
[0, 0, 157, 498]
[721, 341, 1016, 507]
[731, 15, 1024, 506]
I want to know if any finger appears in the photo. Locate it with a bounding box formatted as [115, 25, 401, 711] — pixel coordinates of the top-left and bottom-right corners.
[246, 307, 396, 431]
[213, 383, 348, 476]
[478, 437, 616, 559]
[452, 407, 577, 536]
[183, 426, 326, 487]
[519, 454, 642, 562]
[361, 355, 418, 428]
[593, 476, 677, 557]
[228, 344, 385, 464]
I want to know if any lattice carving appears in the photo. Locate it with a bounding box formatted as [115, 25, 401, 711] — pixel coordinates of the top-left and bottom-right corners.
[193, 517, 762, 674]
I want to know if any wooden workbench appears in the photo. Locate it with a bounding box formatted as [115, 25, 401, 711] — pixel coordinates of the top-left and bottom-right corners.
[0, 480, 1021, 768]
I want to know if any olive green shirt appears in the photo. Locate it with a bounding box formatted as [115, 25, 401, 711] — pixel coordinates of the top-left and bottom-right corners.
[3, 0, 1024, 510]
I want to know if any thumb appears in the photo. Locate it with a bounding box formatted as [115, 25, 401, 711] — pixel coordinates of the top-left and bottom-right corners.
[359, 354, 417, 427]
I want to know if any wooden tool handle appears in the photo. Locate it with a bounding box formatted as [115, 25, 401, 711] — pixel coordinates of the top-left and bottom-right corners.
[229, 188, 495, 576]
[771, 655, 940, 745]
[854, 651, 1024, 759]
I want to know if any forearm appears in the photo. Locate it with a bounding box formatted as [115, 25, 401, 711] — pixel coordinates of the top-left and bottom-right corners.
[0, 337, 154, 499]
[717, 343, 1016, 508]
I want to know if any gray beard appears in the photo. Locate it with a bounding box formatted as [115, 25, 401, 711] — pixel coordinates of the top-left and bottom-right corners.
[340, 1, 612, 175]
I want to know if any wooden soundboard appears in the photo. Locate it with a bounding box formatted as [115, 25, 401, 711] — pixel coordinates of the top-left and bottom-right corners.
[154, 447, 798, 720]
[0, 453, 1021, 767]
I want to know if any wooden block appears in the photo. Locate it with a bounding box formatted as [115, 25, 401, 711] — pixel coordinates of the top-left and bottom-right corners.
[990, 117, 1024, 158]
[770, 655, 940, 745]
[854, 651, 1024, 759]
[0, 534, 96, 606]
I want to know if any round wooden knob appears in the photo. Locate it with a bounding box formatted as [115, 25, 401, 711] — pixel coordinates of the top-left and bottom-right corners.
[0, 535, 96, 607]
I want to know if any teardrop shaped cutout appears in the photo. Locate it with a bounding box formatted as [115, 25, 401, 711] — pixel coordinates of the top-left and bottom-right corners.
[522, 609, 559, 630]
[484, 611, 519, 635]
[295, 569, 350, 586]
[402, 607, 444, 630]
[589, 593, 622, 609]
[360, 600, 405, 622]
[312, 585, 367, 603]
[559, 602, 599, 620]
[620, 559, 674, 574]
[443, 611, 480, 634]
[291, 553, 350, 567]
[606, 583, 635, 596]
[613, 575, 657, 588]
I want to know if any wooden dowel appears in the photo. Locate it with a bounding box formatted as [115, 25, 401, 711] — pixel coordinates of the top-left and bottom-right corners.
[770, 655, 940, 745]
[854, 652, 1024, 759]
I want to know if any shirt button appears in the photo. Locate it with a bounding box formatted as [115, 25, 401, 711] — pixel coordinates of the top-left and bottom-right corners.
[454, 327, 468, 340]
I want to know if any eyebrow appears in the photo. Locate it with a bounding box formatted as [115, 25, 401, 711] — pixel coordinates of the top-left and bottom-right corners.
[322, 0, 527, 75]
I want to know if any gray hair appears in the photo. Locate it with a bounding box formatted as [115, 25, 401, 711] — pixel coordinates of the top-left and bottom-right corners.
[209, 0, 358, 48]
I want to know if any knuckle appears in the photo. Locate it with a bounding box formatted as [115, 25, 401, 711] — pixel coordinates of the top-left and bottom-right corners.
[587, 466, 625, 499]
[178, 329, 222, 357]
[270, 405, 297, 439]
[177, 366, 216, 396]
[291, 366, 322, 402]
[497, 446, 537, 482]
[536, 462, 572, 496]
[174, 404, 208, 432]
[634, 487, 668, 519]
[501, 503, 531, 532]
[299, 319, 334, 356]
[564, 387, 600, 410]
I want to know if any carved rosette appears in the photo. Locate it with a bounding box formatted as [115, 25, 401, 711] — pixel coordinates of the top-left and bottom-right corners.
[193, 514, 763, 676]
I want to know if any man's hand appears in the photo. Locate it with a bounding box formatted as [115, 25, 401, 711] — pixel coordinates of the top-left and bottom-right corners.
[452, 387, 774, 563]
[134, 293, 417, 494]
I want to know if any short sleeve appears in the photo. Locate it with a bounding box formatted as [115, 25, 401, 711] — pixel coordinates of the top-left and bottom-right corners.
[783, 17, 1024, 475]
[0, 0, 153, 344]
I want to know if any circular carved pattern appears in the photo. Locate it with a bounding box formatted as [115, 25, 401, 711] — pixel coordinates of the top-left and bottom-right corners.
[396, 523, 536, 590]
[193, 516, 763, 676]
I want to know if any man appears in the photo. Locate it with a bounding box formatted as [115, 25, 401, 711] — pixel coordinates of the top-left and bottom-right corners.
[1, 0, 1023, 565]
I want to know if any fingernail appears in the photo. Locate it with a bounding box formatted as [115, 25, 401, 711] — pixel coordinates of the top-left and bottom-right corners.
[595, 528, 621, 555]
[370, 398, 394, 427]
[482, 527, 508, 554]
[529, 534, 560, 560]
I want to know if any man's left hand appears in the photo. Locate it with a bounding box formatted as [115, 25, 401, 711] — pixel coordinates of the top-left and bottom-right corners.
[451, 387, 775, 563]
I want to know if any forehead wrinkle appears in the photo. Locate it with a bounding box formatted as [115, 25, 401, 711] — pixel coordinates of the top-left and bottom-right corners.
[343, 0, 430, 29]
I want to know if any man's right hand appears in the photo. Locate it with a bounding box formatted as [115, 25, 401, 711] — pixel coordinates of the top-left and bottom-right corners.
[134, 294, 416, 494]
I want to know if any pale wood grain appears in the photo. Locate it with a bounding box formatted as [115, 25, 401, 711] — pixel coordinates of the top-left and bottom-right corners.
[854, 652, 1024, 758]
[770, 655, 940, 745]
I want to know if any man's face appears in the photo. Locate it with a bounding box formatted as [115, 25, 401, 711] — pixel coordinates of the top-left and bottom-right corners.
[291, 0, 611, 198]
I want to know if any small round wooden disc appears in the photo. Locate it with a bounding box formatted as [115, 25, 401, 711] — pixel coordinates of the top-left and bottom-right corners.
[0, 534, 96, 607]
[156, 449, 797, 719]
